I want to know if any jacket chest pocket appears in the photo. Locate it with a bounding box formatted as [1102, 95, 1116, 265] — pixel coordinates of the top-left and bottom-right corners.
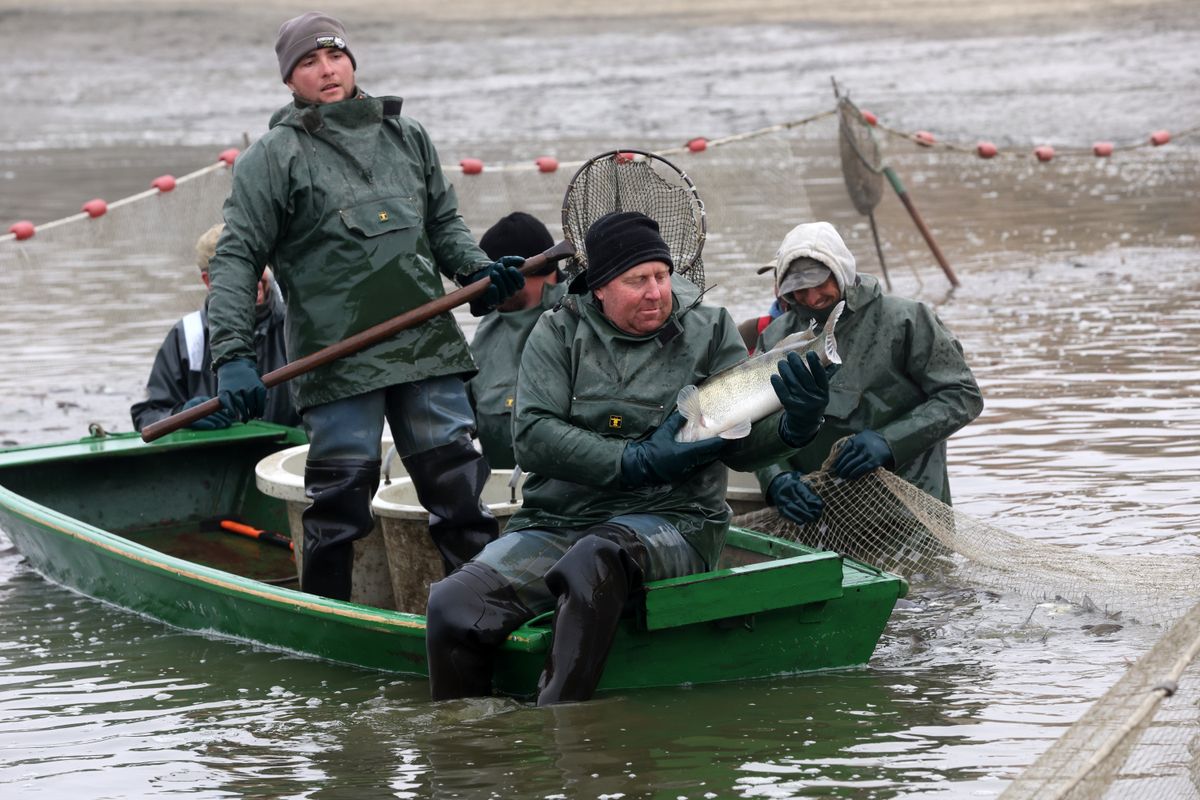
[338, 196, 422, 240]
[826, 385, 862, 421]
[570, 396, 665, 439]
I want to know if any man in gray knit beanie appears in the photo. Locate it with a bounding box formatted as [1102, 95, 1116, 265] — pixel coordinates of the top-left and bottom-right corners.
[206, 10, 529, 606]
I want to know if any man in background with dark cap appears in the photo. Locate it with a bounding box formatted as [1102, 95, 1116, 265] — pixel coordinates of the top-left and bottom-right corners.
[204, 11, 527, 601]
[466, 212, 566, 469]
[754, 221, 983, 526]
[426, 211, 834, 705]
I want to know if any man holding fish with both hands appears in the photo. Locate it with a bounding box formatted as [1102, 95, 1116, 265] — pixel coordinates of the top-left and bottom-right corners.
[427, 211, 836, 705]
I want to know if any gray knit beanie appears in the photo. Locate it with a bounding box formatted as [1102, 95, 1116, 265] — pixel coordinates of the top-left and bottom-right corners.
[275, 12, 357, 83]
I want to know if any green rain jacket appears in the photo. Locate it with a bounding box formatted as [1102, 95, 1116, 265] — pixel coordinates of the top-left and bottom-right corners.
[755, 273, 983, 504]
[206, 93, 490, 411]
[467, 280, 569, 469]
[507, 277, 797, 568]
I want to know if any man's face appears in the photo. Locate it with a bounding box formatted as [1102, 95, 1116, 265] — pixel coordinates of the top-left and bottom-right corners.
[790, 274, 842, 311]
[286, 47, 355, 104]
[592, 261, 672, 335]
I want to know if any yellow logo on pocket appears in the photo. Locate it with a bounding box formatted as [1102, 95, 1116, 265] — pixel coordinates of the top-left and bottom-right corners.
[378, 211, 389, 222]
[608, 415, 622, 429]
[504, 396, 514, 409]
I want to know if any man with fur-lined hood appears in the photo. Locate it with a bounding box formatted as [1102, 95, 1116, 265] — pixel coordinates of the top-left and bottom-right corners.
[752, 221, 983, 524]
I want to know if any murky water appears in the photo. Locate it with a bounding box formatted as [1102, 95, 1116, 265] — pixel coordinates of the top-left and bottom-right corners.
[2, 2, 1199, 798]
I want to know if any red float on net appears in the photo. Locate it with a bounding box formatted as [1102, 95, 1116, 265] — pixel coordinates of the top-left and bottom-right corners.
[1093, 141, 1114, 157]
[860, 110, 878, 126]
[976, 141, 998, 159]
[687, 137, 708, 152]
[1150, 130, 1171, 146]
[152, 175, 177, 192]
[218, 148, 240, 166]
[535, 156, 558, 173]
[9, 220, 35, 240]
[615, 152, 636, 164]
[459, 158, 484, 175]
[83, 199, 108, 218]
[1034, 145, 1055, 162]
[914, 131, 936, 147]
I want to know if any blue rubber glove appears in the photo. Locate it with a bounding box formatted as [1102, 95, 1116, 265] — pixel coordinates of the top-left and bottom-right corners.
[771, 350, 831, 447]
[621, 411, 726, 488]
[465, 255, 526, 315]
[181, 395, 233, 431]
[833, 429, 894, 480]
[216, 358, 267, 422]
[766, 472, 825, 525]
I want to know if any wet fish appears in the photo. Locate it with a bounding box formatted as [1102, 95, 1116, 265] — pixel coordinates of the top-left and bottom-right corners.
[675, 301, 844, 442]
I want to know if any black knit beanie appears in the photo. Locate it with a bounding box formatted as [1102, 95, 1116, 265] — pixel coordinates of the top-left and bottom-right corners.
[570, 211, 673, 294]
[479, 212, 556, 275]
[276, 12, 357, 83]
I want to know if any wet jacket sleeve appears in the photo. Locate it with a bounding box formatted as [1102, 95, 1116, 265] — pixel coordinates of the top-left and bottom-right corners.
[511, 317, 627, 488]
[875, 305, 983, 467]
[207, 141, 288, 370]
[130, 323, 199, 432]
[410, 121, 491, 283]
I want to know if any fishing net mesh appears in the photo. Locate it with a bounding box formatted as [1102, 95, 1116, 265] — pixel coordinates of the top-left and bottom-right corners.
[837, 95, 884, 216]
[733, 447, 1200, 800]
[4, 123, 1199, 799]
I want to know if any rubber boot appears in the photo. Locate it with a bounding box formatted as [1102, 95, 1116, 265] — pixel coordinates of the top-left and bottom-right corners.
[536, 525, 649, 706]
[426, 561, 532, 700]
[301, 457, 381, 601]
[402, 436, 499, 575]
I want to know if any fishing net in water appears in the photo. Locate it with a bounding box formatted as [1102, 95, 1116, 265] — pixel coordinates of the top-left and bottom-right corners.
[732, 447, 1200, 800]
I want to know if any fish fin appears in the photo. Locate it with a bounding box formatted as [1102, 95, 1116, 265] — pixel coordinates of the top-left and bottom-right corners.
[768, 328, 815, 353]
[675, 384, 705, 439]
[822, 301, 845, 365]
[719, 418, 753, 440]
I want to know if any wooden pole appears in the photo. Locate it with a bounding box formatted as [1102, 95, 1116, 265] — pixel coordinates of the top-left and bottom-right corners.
[142, 240, 576, 442]
[882, 166, 960, 288]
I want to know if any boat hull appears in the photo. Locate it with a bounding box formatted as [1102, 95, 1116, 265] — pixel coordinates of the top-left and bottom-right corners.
[0, 424, 905, 696]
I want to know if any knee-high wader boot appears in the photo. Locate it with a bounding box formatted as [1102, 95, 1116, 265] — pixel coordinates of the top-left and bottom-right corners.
[425, 561, 533, 700]
[536, 523, 649, 706]
[402, 436, 499, 575]
[301, 458, 381, 601]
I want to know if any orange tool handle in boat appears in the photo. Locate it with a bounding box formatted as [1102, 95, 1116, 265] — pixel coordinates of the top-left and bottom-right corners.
[220, 520, 294, 550]
[140, 240, 577, 443]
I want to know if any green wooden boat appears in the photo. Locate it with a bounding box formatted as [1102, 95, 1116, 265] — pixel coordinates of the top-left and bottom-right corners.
[0, 422, 906, 697]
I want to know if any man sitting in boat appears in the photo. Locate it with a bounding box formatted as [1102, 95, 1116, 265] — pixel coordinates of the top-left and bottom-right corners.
[130, 223, 298, 433]
[204, 12, 527, 600]
[466, 212, 567, 470]
[753, 221, 984, 524]
[426, 211, 833, 705]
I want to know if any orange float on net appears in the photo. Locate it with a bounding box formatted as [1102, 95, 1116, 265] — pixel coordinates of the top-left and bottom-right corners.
[1150, 130, 1171, 146]
[9, 220, 35, 240]
[1034, 145, 1055, 162]
[687, 137, 708, 152]
[1093, 141, 1114, 157]
[218, 148, 240, 166]
[860, 110, 878, 126]
[535, 156, 558, 173]
[976, 141, 998, 159]
[152, 175, 177, 192]
[459, 158, 484, 175]
[83, 199, 108, 218]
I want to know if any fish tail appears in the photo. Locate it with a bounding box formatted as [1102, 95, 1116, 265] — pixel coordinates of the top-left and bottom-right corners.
[821, 300, 845, 365]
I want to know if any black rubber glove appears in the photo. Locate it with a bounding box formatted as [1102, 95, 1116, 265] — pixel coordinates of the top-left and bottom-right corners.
[216, 358, 267, 422]
[181, 395, 233, 431]
[465, 255, 526, 315]
[833, 429, 894, 480]
[620, 411, 726, 488]
[772, 350, 831, 447]
[766, 472, 825, 525]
